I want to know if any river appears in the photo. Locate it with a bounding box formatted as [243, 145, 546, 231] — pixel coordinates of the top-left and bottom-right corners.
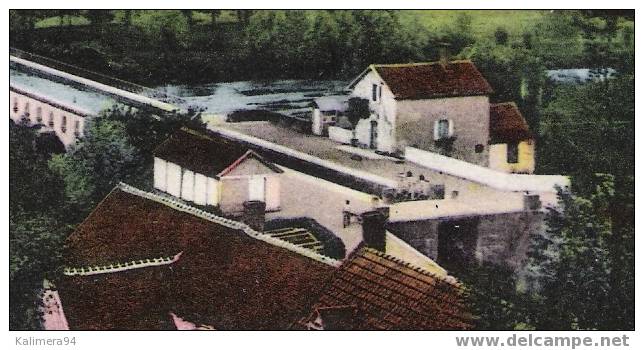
[153, 80, 348, 119]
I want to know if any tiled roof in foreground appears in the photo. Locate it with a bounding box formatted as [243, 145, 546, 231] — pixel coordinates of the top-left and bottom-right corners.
[60, 184, 472, 330]
[300, 247, 473, 330]
[60, 185, 337, 330]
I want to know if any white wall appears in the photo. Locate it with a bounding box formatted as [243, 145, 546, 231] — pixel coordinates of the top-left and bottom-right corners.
[194, 173, 208, 206]
[207, 178, 220, 206]
[312, 108, 322, 135]
[349, 69, 397, 153]
[153, 157, 167, 191]
[265, 174, 281, 211]
[328, 126, 353, 144]
[405, 146, 569, 193]
[354, 118, 373, 147]
[181, 169, 195, 202]
[156, 158, 221, 207]
[166, 162, 182, 198]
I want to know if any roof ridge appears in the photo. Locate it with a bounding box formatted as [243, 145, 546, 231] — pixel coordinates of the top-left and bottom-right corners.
[117, 183, 341, 267]
[64, 252, 182, 276]
[361, 247, 461, 287]
[179, 126, 217, 141]
[372, 60, 473, 68]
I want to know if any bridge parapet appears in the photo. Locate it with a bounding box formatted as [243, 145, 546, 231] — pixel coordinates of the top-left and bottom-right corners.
[10, 47, 186, 106]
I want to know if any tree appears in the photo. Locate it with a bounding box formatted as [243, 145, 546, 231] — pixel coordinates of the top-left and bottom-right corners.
[537, 74, 634, 192]
[10, 211, 71, 330]
[49, 115, 145, 213]
[304, 11, 342, 77]
[9, 121, 65, 215]
[85, 10, 114, 25]
[443, 12, 475, 54]
[9, 120, 69, 330]
[49, 107, 202, 213]
[494, 27, 509, 45]
[237, 10, 254, 25]
[180, 10, 194, 31]
[520, 175, 634, 330]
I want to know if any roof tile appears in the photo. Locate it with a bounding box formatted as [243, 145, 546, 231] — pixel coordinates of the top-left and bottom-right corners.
[371, 61, 493, 100]
[301, 248, 473, 330]
[489, 102, 533, 144]
[60, 188, 335, 330]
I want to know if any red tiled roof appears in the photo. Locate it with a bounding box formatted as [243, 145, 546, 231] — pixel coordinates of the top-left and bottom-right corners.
[300, 248, 473, 330]
[60, 188, 336, 330]
[489, 102, 533, 144]
[153, 128, 281, 179]
[370, 61, 493, 100]
[59, 265, 175, 330]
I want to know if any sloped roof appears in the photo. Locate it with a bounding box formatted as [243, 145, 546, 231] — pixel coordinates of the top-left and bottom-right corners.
[350, 61, 493, 100]
[299, 248, 473, 330]
[489, 102, 533, 144]
[153, 128, 281, 179]
[60, 187, 337, 330]
[313, 95, 349, 112]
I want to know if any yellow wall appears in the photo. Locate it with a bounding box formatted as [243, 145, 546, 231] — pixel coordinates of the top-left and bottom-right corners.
[488, 140, 535, 174]
[385, 232, 447, 278]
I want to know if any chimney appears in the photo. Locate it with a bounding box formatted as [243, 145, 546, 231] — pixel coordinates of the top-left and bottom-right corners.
[438, 43, 450, 67]
[242, 200, 266, 232]
[361, 207, 390, 252]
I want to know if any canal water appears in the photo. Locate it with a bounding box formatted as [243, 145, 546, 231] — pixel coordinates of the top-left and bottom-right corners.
[10, 67, 119, 115]
[153, 80, 348, 119]
[11, 64, 348, 119]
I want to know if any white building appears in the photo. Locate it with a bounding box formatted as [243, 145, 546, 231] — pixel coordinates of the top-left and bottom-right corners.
[153, 128, 283, 213]
[339, 60, 536, 172]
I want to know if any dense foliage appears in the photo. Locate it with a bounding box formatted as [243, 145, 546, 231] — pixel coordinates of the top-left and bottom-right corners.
[9, 122, 69, 330]
[9, 108, 200, 329]
[9, 10, 634, 330]
[9, 10, 633, 85]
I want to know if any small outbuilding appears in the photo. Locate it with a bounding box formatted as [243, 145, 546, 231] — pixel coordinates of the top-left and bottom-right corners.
[311, 95, 349, 136]
[153, 128, 283, 213]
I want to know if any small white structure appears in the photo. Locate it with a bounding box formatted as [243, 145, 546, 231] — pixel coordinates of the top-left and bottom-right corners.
[10, 86, 89, 147]
[311, 95, 348, 136]
[153, 128, 283, 213]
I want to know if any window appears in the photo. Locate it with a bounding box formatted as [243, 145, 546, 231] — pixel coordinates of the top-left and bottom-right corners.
[61, 115, 67, 133]
[12, 98, 18, 113]
[24, 102, 30, 117]
[475, 144, 484, 153]
[372, 84, 378, 101]
[507, 142, 519, 164]
[48, 112, 55, 128]
[451, 190, 459, 199]
[434, 119, 451, 140]
[36, 107, 43, 124]
[74, 120, 81, 136]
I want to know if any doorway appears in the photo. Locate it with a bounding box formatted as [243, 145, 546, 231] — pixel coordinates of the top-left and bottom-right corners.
[437, 218, 479, 271]
[369, 120, 378, 149]
[248, 175, 266, 202]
